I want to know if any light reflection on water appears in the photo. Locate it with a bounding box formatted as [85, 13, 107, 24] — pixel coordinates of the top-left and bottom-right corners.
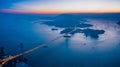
[0, 17, 120, 67]
[33, 19, 120, 51]
[30, 19, 120, 67]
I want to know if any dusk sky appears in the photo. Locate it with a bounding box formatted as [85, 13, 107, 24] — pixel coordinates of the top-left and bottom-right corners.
[0, 0, 120, 14]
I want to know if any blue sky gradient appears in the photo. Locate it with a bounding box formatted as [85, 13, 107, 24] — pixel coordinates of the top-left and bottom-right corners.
[0, 0, 120, 14]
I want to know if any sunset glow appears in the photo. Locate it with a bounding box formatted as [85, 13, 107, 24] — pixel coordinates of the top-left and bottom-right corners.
[1, 9, 120, 14]
[0, 0, 120, 14]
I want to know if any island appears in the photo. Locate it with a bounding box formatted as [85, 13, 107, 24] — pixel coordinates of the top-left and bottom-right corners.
[60, 28, 105, 39]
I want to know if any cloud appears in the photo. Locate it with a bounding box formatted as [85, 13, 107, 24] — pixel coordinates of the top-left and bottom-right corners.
[1, 0, 120, 13]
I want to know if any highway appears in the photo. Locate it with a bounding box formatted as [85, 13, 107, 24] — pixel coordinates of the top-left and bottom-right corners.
[0, 25, 77, 67]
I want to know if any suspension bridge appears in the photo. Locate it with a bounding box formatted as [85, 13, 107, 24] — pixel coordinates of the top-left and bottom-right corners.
[0, 24, 77, 67]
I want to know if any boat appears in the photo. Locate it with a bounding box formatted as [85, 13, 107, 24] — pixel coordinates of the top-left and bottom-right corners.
[51, 28, 58, 31]
[64, 34, 72, 38]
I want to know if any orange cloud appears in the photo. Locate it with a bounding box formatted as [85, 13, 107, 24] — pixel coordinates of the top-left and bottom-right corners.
[0, 9, 120, 14]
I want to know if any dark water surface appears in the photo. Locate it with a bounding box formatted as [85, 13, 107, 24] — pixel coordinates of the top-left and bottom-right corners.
[0, 13, 120, 67]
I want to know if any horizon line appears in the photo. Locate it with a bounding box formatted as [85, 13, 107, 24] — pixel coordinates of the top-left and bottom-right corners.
[0, 9, 120, 14]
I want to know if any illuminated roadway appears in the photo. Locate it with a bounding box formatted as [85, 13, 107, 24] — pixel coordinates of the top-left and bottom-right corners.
[0, 23, 77, 67]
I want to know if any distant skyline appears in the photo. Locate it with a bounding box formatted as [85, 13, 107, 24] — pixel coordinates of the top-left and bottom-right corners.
[0, 0, 120, 14]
